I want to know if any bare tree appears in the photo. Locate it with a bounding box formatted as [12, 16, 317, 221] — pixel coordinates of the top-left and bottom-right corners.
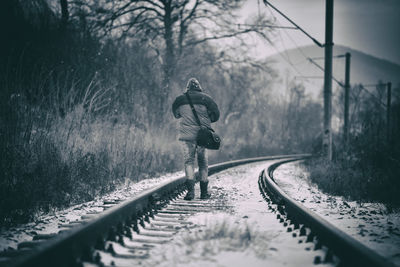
[70, 0, 273, 97]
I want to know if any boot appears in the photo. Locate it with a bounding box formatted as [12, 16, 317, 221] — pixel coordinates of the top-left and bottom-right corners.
[200, 181, 211, 199]
[184, 179, 195, 200]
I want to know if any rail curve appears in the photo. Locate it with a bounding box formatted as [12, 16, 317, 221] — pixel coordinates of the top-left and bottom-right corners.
[3, 154, 308, 267]
[259, 159, 395, 267]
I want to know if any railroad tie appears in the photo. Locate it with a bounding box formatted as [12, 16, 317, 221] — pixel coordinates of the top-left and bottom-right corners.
[81, 214, 99, 220]
[32, 233, 57, 240]
[130, 236, 171, 244]
[0, 248, 32, 258]
[17, 240, 45, 249]
[157, 210, 194, 214]
[135, 230, 173, 238]
[152, 217, 192, 224]
[105, 241, 150, 259]
[153, 213, 185, 219]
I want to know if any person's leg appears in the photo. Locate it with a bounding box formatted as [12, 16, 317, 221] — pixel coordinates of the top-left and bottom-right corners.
[197, 146, 208, 182]
[197, 146, 210, 199]
[184, 141, 196, 200]
[184, 141, 196, 179]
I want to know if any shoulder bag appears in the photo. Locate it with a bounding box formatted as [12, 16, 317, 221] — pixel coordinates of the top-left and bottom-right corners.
[185, 92, 221, 150]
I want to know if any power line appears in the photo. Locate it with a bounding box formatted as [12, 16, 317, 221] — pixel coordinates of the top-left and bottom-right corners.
[310, 54, 347, 60]
[272, 9, 297, 67]
[358, 85, 387, 108]
[265, 5, 326, 87]
[263, 4, 320, 87]
[263, 0, 324, 47]
[237, 23, 297, 30]
[263, 33, 320, 88]
[262, 0, 389, 106]
[355, 83, 389, 106]
[262, 7, 301, 73]
[261, 14, 389, 106]
[263, 4, 295, 64]
[307, 58, 344, 87]
[267, 38, 303, 77]
[282, 26, 314, 63]
[279, 20, 326, 86]
[306, 58, 388, 106]
[262, 1, 353, 95]
[262, 0, 391, 151]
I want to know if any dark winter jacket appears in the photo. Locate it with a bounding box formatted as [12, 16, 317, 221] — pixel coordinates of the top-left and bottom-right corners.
[172, 90, 220, 142]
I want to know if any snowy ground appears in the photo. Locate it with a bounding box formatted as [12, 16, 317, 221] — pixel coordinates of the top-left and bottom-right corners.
[0, 171, 184, 252]
[273, 161, 400, 266]
[6, 159, 386, 267]
[99, 161, 334, 267]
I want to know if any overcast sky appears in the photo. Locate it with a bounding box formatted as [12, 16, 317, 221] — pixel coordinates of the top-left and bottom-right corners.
[240, 0, 400, 65]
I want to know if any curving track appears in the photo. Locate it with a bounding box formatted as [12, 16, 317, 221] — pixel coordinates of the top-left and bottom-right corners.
[1, 155, 306, 267]
[2, 155, 394, 267]
[259, 159, 396, 267]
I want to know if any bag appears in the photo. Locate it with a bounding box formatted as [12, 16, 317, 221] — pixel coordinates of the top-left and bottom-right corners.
[185, 93, 221, 150]
[197, 126, 221, 150]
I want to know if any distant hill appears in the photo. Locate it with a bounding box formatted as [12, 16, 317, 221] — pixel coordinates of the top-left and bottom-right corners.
[266, 45, 400, 99]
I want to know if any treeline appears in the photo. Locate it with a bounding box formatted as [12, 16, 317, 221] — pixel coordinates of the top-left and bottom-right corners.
[0, 0, 323, 225]
[306, 82, 400, 209]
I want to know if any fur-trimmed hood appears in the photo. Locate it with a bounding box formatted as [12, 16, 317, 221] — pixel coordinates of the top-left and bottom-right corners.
[172, 91, 220, 123]
[186, 78, 203, 92]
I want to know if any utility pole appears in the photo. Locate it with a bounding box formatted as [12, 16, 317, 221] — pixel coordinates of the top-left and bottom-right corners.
[323, 0, 334, 160]
[387, 82, 392, 144]
[343, 52, 351, 144]
[262, 0, 334, 158]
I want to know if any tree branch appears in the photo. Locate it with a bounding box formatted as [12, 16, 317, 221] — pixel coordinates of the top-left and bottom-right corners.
[184, 28, 255, 47]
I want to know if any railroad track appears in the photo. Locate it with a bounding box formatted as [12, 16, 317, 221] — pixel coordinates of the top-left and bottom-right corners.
[1, 154, 306, 267]
[259, 159, 396, 267]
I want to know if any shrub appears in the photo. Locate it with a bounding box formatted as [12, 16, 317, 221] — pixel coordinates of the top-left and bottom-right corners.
[305, 152, 400, 209]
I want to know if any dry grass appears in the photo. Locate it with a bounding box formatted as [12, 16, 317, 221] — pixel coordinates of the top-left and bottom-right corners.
[178, 217, 272, 259]
[0, 76, 183, 226]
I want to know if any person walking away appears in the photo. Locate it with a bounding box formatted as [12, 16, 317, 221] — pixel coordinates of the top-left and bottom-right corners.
[172, 78, 220, 200]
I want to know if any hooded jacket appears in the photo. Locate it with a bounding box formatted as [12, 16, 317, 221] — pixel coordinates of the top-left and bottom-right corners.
[172, 80, 220, 142]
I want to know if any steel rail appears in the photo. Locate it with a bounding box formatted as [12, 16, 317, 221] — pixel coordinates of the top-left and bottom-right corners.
[260, 159, 395, 267]
[6, 154, 309, 267]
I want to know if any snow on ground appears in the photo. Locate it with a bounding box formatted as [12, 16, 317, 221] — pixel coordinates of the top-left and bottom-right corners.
[109, 161, 334, 267]
[273, 161, 400, 266]
[0, 170, 184, 252]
